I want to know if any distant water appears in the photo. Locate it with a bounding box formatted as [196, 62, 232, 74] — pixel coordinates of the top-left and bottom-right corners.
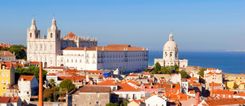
[149, 51, 245, 74]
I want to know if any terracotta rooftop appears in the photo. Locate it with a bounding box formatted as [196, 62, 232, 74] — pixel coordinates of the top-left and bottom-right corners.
[166, 93, 188, 101]
[29, 61, 40, 65]
[45, 66, 65, 69]
[79, 86, 111, 93]
[0, 97, 10, 103]
[116, 82, 141, 92]
[19, 75, 34, 81]
[205, 98, 245, 105]
[127, 80, 141, 86]
[0, 43, 11, 48]
[209, 82, 222, 86]
[0, 51, 14, 57]
[211, 89, 235, 95]
[84, 70, 103, 74]
[58, 75, 85, 81]
[0, 97, 19, 103]
[63, 44, 146, 52]
[97, 79, 117, 86]
[63, 32, 78, 40]
[0, 62, 13, 69]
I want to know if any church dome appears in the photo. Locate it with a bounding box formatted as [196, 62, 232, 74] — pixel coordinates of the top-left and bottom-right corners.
[163, 33, 178, 51]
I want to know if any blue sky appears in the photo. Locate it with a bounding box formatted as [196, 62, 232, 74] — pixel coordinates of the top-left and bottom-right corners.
[0, 0, 244, 51]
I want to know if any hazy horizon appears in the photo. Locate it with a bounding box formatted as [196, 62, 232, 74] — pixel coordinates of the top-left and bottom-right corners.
[0, 0, 245, 51]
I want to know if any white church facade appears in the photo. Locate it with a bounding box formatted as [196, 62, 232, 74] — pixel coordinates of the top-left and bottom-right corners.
[27, 19, 148, 72]
[154, 33, 188, 68]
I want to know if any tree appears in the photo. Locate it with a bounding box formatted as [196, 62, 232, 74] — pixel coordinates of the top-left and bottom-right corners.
[59, 79, 75, 92]
[180, 70, 190, 78]
[48, 79, 56, 88]
[43, 87, 59, 101]
[198, 68, 206, 77]
[8, 45, 26, 59]
[15, 65, 47, 82]
[120, 99, 128, 106]
[106, 103, 119, 106]
[233, 83, 239, 89]
[154, 62, 161, 72]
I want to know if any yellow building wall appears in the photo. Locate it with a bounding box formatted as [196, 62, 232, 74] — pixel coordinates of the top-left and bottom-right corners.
[239, 84, 245, 90]
[0, 67, 15, 96]
[226, 81, 235, 89]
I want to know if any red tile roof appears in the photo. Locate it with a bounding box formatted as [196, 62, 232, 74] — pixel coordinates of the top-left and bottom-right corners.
[0, 43, 11, 48]
[0, 51, 14, 57]
[58, 75, 85, 81]
[166, 93, 188, 101]
[205, 98, 245, 105]
[79, 86, 111, 93]
[0, 97, 10, 103]
[209, 82, 222, 87]
[84, 70, 103, 74]
[97, 79, 117, 86]
[19, 75, 34, 81]
[116, 82, 141, 92]
[64, 44, 146, 52]
[0, 62, 13, 69]
[237, 92, 245, 96]
[30, 61, 40, 65]
[211, 89, 235, 95]
[127, 80, 141, 86]
[10, 97, 19, 102]
[63, 32, 79, 40]
[0, 97, 19, 103]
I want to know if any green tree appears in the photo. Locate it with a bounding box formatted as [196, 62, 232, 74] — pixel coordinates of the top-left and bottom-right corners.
[49, 79, 56, 88]
[198, 68, 206, 77]
[8, 45, 26, 59]
[233, 83, 239, 89]
[106, 103, 119, 106]
[59, 79, 76, 92]
[120, 99, 128, 106]
[15, 65, 47, 82]
[180, 70, 190, 78]
[43, 87, 59, 101]
[154, 62, 161, 72]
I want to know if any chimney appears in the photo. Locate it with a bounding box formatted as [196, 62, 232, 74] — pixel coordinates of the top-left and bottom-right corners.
[38, 62, 43, 106]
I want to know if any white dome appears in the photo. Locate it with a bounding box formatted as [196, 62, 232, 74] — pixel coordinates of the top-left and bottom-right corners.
[163, 33, 178, 51]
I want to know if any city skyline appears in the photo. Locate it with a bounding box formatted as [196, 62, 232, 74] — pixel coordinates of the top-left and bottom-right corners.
[0, 0, 245, 51]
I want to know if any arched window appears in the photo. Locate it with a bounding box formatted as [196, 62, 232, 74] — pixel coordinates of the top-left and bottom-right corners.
[30, 33, 32, 38]
[50, 33, 53, 38]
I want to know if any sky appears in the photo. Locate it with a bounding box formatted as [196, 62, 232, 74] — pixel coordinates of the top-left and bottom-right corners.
[0, 0, 244, 51]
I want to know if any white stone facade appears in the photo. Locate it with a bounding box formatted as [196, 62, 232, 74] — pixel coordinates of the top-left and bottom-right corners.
[27, 19, 148, 72]
[57, 45, 148, 72]
[27, 18, 61, 67]
[145, 95, 167, 106]
[154, 33, 188, 68]
[204, 68, 223, 89]
[18, 75, 38, 104]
